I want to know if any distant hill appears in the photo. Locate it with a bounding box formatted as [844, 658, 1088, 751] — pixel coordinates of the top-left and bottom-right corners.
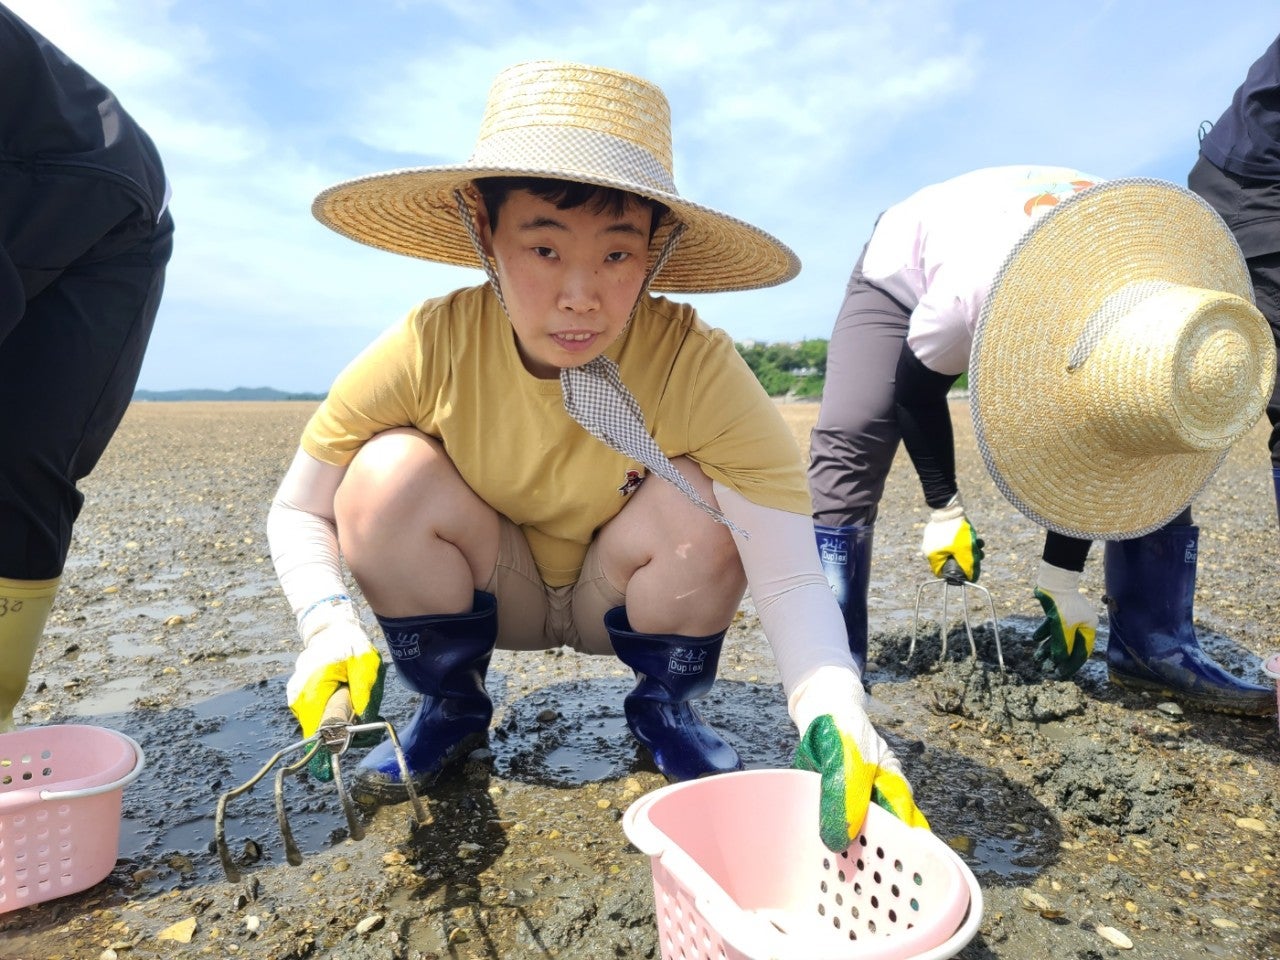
[132, 386, 326, 402]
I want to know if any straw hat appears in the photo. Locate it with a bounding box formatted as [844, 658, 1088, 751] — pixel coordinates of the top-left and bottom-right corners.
[312, 60, 799, 293]
[970, 177, 1274, 540]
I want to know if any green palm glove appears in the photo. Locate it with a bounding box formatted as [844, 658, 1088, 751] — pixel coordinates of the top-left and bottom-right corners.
[1031, 561, 1097, 679]
[287, 596, 388, 781]
[921, 497, 984, 582]
[789, 668, 930, 852]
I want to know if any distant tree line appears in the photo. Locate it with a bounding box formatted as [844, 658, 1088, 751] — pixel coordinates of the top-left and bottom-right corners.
[735, 339, 828, 398]
[133, 386, 327, 402]
[134, 347, 969, 403]
[735, 339, 969, 398]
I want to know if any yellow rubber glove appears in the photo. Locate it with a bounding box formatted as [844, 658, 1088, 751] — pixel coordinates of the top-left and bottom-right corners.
[0, 576, 59, 732]
[789, 667, 930, 851]
[286, 594, 386, 780]
[1031, 561, 1097, 679]
[920, 496, 984, 582]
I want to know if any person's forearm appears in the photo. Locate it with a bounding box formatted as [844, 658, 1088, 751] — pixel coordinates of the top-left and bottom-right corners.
[267, 497, 350, 628]
[714, 483, 858, 707]
[268, 448, 352, 629]
[1041, 530, 1092, 572]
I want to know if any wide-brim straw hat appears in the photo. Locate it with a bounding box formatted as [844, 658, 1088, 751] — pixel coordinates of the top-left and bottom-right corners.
[970, 177, 1274, 540]
[312, 60, 799, 293]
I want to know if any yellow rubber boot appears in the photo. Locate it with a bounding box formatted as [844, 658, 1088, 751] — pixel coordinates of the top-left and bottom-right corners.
[0, 576, 60, 733]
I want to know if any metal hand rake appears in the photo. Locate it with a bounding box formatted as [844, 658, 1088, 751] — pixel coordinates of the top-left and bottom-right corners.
[214, 687, 426, 882]
[909, 557, 1005, 671]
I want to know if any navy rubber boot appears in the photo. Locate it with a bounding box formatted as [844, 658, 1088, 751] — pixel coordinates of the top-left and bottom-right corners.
[1104, 525, 1275, 715]
[354, 591, 498, 802]
[1273, 467, 1280, 527]
[605, 607, 743, 782]
[815, 523, 873, 673]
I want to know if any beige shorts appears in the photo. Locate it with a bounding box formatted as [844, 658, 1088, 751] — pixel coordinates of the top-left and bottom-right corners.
[481, 517, 625, 655]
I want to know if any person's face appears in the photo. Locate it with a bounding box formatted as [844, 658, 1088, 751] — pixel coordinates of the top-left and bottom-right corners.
[478, 188, 653, 378]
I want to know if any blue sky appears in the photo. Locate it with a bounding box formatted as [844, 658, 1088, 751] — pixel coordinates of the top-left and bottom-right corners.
[10, 1, 1276, 392]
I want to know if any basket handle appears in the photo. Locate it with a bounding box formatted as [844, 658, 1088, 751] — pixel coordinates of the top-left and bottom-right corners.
[39, 731, 146, 802]
[0, 787, 44, 815]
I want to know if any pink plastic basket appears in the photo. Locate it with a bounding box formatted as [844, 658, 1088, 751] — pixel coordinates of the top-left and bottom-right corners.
[1264, 652, 1280, 736]
[623, 768, 982, 960]
[0, 725, 145, 914]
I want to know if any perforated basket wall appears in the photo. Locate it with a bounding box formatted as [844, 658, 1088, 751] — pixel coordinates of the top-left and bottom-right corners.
[623, 768, 983, 960]
[0, 725, 144, 914]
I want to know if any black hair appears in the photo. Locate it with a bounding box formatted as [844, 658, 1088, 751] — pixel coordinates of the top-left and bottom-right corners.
[473, 176, 669, 240]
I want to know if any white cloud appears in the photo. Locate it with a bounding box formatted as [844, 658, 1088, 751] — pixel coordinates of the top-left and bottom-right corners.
[8, 0, 1276, 389]
[5, 0, 206, 91]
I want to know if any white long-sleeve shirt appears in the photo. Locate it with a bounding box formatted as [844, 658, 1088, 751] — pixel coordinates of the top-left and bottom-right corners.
[861, 165, 1101, 375]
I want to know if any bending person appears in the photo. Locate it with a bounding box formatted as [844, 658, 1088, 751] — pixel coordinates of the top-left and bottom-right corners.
[810, 166, 1276, 715]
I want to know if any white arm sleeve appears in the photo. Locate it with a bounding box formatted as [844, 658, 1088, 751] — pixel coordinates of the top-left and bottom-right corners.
[713, 482, 862, 728]
[266, 447, 352, 633]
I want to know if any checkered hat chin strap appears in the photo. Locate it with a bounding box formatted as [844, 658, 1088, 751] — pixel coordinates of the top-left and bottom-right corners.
[453, 190, 746, 538]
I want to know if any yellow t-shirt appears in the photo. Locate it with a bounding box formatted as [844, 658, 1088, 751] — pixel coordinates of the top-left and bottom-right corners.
[302, 284, 810, 586]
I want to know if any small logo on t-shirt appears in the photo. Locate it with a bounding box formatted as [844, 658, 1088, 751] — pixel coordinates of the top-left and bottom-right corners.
[618, 469, 645, 497]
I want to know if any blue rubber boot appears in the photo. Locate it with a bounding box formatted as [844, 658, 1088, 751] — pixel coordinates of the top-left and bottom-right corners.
[354, 591, 498, 802]
[1273, 467, 1280, 527]
[606, 607, 743, 782]
[815, 524, 873, 673]
[1104, 525, 1275, 715]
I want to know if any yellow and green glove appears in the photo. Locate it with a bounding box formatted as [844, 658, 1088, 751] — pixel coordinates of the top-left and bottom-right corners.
[920, 495, 984, 582]
[789, 667, 930, 852]
[1031, 561, 1097, 679]
[286, 594, 386, 780]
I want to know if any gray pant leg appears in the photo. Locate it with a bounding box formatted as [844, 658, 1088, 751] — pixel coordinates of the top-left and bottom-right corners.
[808, 253, 912, 526]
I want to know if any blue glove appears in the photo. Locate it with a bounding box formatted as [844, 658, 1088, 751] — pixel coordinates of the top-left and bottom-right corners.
[1031, 561, 1097, 679]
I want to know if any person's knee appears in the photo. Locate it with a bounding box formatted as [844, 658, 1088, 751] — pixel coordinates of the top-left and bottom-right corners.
[687, 518, 745, 596]
[641, 457, 744, 587]
[334, 428, 448, 566]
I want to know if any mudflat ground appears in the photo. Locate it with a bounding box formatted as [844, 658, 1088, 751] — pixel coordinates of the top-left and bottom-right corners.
[0, 399, 1277, 960]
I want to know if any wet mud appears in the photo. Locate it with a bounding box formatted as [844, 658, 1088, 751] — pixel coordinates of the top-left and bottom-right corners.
[1, 400, 1277, 959]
